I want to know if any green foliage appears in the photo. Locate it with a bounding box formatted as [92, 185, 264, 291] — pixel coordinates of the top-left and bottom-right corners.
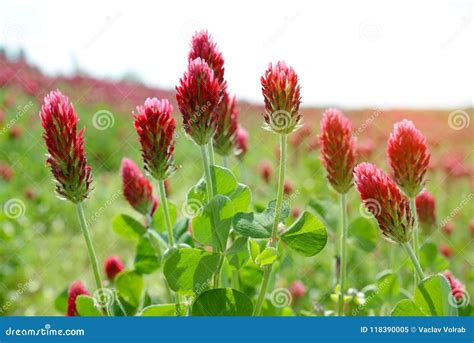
[191, 288, 253, 316]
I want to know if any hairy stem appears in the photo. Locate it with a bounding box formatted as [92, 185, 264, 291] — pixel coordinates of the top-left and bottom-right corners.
[76, 202, 107, 315]
[337, 193, 348, 316]
[158, 179, 175, 246]
[253, 134, 287, 316]
[409, 196, 420, 287]
[402, 242, 424, 282]
[200, 144, 215, 200]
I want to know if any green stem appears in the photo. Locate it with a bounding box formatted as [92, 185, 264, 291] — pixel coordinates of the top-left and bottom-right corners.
[158, 179, 175, 247]
[337, 193, 348, 316]
[409, 196, 420, 287]
[253, 134, 287, 316]
[402, 242, 424, 282]
[223, 156, 228, 169]
[208, 141, 216, 166]
[231, 269, 240, 290]
[200, 144, 215, 199]
[75, 202, 107, 315]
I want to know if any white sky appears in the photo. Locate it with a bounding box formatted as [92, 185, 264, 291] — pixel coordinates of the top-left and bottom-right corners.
[0, 0, 472, 108]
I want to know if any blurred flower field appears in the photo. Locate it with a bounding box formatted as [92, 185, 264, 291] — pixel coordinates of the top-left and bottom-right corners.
[0, 35, 473, 316]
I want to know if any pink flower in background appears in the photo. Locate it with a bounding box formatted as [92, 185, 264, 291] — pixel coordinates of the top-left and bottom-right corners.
[133, 98, 177, 181]
[188, 30, 225, 86]
[356, 139, 375, 160]
[213, 90, 239, 156]
[259, 160, 272, 183]
[234, 126, 249, 159]
[40, 90, 93, 203]
[291, 207, 301, 218]
[289, 280, 306, 299]
[441, 222, 454, 236]
[415, 190, 436, 228]
[439, 244, 453, 258]
[261, 61, 301, 134]
[176, 58, 220, 145]
[104, 255, 124, 280]
[0, 162, 13, 181]
[284, 179, 294, 195]
[354, 162, 413, 244]
[387, 119, 430, 197]
[319, 108, 357, 194]
[120, 158, 157, 216]
[443, 271, 466, 301]
[67, 280, 89, 316]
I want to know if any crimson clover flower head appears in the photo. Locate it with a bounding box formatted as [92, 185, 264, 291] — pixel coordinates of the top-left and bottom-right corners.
[261, 61, 301, 134]
[176, 58, 221, 145]
[387, 119, 430, 197]
[133, 98, 177, 180]
[104, 255, 124, 281]
[120, 158, 157, 216]
[40, 90, 93, 203]
[189, 30, 225, 86]
[213, 90, 239, 156]
[319, 108, 357, 194]
[234, 125, 249, 159]
[67, 280, 89, 316]
[415, 189, 436, 228]
[354, 162, 413, 244]
[443, 270, 466, 301]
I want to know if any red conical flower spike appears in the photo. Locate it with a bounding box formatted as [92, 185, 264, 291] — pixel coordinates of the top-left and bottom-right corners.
[261, 61, 301, 134]
[176, 58, 220, 145]
[213, 90, 239, 156]
[234, 126, 249, 159]
[354, 162, 413, 244]
[189, 30, 225, 86]
[67, 280, 89, 316]
[104, 255, 124, 280]
[120, 158, 157, 216]
[133, 98, 177, 180]
[40, 90, 93, 203]
[443, 270, 466, 302]
[319, 108, 357, 194]
[387, 119, 430, 197]
[415, 189, 436, 228]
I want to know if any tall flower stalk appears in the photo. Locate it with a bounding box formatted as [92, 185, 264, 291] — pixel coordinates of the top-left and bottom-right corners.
[40, 90, 106, 314]
[254, 61, 301, 316]
[387, 119, 430, 286]
[176, 57, 222, 285]
[354, 162, 424, 281]
[319, 108, 357, 316]
[133, 98, 182, 313]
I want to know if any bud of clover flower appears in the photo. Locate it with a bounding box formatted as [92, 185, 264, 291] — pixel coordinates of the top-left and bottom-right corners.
[213, 90, 239, 156]
[234, 126, 249, 159]
[104, 255, 124, 280]
[354, 162, 413, 244]
[319, 108, 357, 194]
[120, 158, 157, 216]
[40, 90, 93, 203]
[176, 58, 221, 145]
[67, 280, 89, 316]
[261, 61, 301, 134]
[289, 280, 306, 299]
[133, 98, 177, 180]
[443, 270, 466, 302]
[259, 160, 272, 183]
[416, 189, 436, 228]
[387, 119, 430, 197]
[439, 244, 453, 258]
[189, 30, 225, 87]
